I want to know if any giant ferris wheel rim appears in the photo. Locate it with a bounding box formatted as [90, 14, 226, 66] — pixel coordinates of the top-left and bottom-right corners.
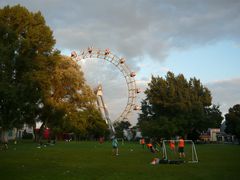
[71, 47, 139, 123]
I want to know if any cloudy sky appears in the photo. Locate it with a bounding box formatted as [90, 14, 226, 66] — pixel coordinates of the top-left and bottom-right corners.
[1, 0, 240, 125]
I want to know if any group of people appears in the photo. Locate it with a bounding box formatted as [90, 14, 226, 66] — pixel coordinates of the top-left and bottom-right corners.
[111, 136, 186, 160]
[148, 137, 186, 165]
[169, 138, 185, 158]
[140, 138, 159, 153]
[140, 137, 185, 158]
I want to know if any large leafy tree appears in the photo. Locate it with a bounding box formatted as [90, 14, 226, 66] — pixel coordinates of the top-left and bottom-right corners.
[0, 5, 55, 137]
[0, 5, 109, 141]
[225, 104, 240, 144]
[35, 55, 109, 139]
[138, 72, 223, 139]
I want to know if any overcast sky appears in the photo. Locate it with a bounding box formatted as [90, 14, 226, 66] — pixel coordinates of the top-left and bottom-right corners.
[1, 0, 240, 125]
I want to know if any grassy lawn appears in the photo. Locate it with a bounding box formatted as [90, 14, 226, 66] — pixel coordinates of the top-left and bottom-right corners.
[0, 140, 239, 180]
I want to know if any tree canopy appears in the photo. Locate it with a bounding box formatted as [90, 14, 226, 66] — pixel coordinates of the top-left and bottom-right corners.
[0, 5, 109, 140]
[0, 5, 55, 131]
[138, 72, 223, 139]
[113, 121, 131, 139]
[225, 104, 240, 143]
[35, 55, 109, 138]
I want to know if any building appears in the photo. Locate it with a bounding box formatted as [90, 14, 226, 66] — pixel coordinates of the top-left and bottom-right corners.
[200, 128, 220, 142]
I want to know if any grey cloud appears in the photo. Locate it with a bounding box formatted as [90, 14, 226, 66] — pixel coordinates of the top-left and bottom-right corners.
[207, 78, 240, 115]
[1, 0, 240, 62]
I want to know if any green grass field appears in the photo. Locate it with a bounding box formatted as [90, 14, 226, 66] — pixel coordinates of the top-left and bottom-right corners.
[0, 140, 239, 180]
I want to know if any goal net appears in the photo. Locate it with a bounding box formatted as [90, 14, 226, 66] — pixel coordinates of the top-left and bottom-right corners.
[162, 140, 198, 163]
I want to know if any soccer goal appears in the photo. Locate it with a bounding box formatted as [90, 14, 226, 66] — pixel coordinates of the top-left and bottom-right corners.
[162, 140, 198, 163]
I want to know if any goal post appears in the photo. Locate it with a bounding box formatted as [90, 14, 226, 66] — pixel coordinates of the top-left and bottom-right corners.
[162, 140, 198, 163]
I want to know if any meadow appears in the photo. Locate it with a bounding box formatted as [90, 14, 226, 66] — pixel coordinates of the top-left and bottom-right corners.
[0, 140, 239, 180]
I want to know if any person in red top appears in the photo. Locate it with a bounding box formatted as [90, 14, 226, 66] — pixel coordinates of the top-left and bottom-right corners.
[169, 140, 175, 151]
[147, 143, 156, 153]
[140, 138, 145, 149]
[146, 143, 152, 149]
[178, 137, 185, 158]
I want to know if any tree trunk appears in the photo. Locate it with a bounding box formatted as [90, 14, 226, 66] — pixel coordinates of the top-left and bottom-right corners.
[36, 122, 45, 145]
[1, 129, 9, 150]
[14, 128, 18, 144]
[1, 130, 8, 143]
[32, 124, 36, 142]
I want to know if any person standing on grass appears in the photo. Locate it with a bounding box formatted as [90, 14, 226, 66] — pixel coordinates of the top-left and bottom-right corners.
[169, 140, 175, 152]
[112, 137, 119, 156]
[140, 138, 145, 149]
[178, 137, 185, 158]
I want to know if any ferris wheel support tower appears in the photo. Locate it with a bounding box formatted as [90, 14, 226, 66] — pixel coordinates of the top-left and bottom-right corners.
[94, 84, 115, 134]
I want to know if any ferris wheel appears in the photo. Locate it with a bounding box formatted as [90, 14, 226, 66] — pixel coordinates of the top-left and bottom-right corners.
[71, 47, 140, 124]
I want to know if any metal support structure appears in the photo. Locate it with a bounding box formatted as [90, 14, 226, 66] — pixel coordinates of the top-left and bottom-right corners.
[94, 84, 115, 134]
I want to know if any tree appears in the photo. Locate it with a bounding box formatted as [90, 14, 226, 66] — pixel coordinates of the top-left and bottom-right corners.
[32, 55, 109, 141]
[204, 105, 223, 128]
[138, 72, 222, 139]
[225, 104, 240, 144]
[85, 109, 109, 139]
[0, 5, 108, 142]
[113, 121, 131, 139]
[0, 5, 55, 142]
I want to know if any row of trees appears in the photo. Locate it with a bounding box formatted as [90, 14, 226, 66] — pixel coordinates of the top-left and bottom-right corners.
[138, 72, 223, 140]
[0, 5, 109, 142]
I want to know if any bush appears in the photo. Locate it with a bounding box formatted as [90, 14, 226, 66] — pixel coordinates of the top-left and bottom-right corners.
[22, 132, 33, 139]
